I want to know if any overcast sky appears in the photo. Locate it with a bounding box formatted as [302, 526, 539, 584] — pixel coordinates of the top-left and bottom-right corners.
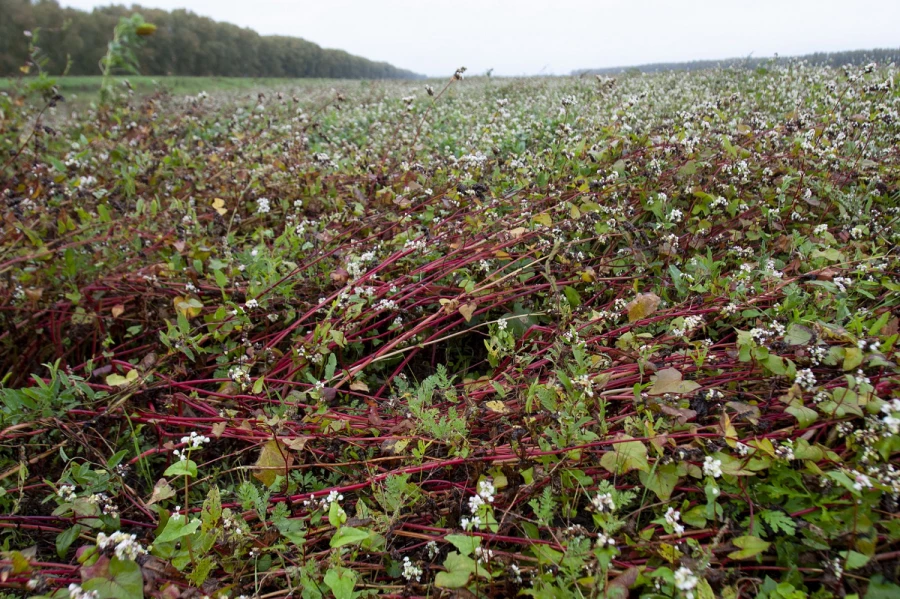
[60, 0, 900, 77]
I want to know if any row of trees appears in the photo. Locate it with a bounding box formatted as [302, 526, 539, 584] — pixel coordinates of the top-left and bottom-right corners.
[0, 0, 422, 79]
[575, 48, 900, 76]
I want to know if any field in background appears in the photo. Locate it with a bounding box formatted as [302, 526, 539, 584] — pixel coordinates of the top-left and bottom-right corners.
[1, 75, 320, 99]
[1, 65, 899, 599]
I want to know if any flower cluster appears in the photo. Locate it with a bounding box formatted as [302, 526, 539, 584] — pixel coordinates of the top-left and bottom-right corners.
[795, 368, 817, 391]
[57, 484, 76, 501]
[174, 431, 210, 461]
[703, 456, 723, 478]
[67, 584, 99, 599]
[96, 531, 148, 561]
[181, 431, 211, 449]
[590, 492, 616, 513]
[673, 566, 699, 598]
[461, 478, 495, 530]
[228, 365, 251, 390]
[401, 556, 422, 582]
[664, 506, 685, 536]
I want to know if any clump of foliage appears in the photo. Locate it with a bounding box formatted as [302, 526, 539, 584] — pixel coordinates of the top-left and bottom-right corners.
[0, 55, 899, 599]
[98, 13, 155, 105]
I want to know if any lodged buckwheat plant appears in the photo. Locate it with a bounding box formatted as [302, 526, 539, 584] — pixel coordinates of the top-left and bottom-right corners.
[0, 59, 899, 598]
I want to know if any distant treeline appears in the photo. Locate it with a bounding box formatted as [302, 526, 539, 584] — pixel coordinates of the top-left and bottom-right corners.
[0, 0, 422, 79]
[574, 48, 900, 75]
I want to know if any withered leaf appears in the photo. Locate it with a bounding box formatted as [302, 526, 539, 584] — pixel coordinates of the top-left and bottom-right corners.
[626, 292, 661, 322]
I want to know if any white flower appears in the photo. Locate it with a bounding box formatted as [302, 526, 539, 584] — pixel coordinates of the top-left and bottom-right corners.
[475, 546, 494, 564]
[68, 584, 99, 599]
[591, 492, 616, 513]
[776, 442, 795, 461]
[256, 198, 271, 214]
[229, 366, 251, 390]
[426, 540, 439, 558]
[96, 531, 147, 561]
[673, 566, 699, 598]
[477, 479, 495, 503]
[180, 431, 211, 449]
[245, 298, 259, 310]
[795, 368, 817, 391]
[853, 472, 874, 491]
[880, 399, 900, 434]
[703, 456, 723, 478]
[664, 507, 685, 536]
[596, 532, 615, 547]
[57, 484, 76, 501]
[401, 556, 422, 582]
[833, 276, 853, 293]
[509, 562, 522, 583]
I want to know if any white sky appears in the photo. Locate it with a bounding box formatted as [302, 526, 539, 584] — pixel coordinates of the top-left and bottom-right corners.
[60, 1, 900, 77]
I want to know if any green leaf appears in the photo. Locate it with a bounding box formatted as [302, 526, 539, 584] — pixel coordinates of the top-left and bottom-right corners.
[811, 248, 844, 262]
[865, 575, 900, 598]
[328, 500, 347, 528]
[600, 436, 649, 474]
[444, 533, 480, 557]
[105, 369, 138, 387]
[784, 324, 813, 346]
[717, 453, 754, 476]
[324, 352, 338, 380]
[840, 550, 870, 571]
[200, 487, 221, 533]
[274, 517, 306, 547]
[155, 514, 201, 543]
[323, 566, 356, 599]
[638, 463, 680, 501]
[435, 552, 477, 588]
[213, 269, 228, 290]
[330, 526, 370, 548]
[727, 535, 771, 560]
[760, 510, 796, 536]
[785, 404, 818, 428]
[682, 505, 707, 529]
[330, 329, 346, 348]
[697, 578, 716, 599]
[107, 450, 129, 468]
[828, 470, 862, 495]
[163, 459, 197, 478]
[765, 354, 787, 375]
[186, 556, 213, 587]
[793, 439, 825, 461]
[82, 557, 144, 599]
[252, 376, 265, 394]
[843, 347, 864, 371]
[56, 525, 81, 558]
[563, 286, 582, 308]
[869, 312, 891, 336]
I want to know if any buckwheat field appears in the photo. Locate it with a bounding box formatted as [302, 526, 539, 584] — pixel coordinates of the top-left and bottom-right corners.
[2, 62, 900, 599]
